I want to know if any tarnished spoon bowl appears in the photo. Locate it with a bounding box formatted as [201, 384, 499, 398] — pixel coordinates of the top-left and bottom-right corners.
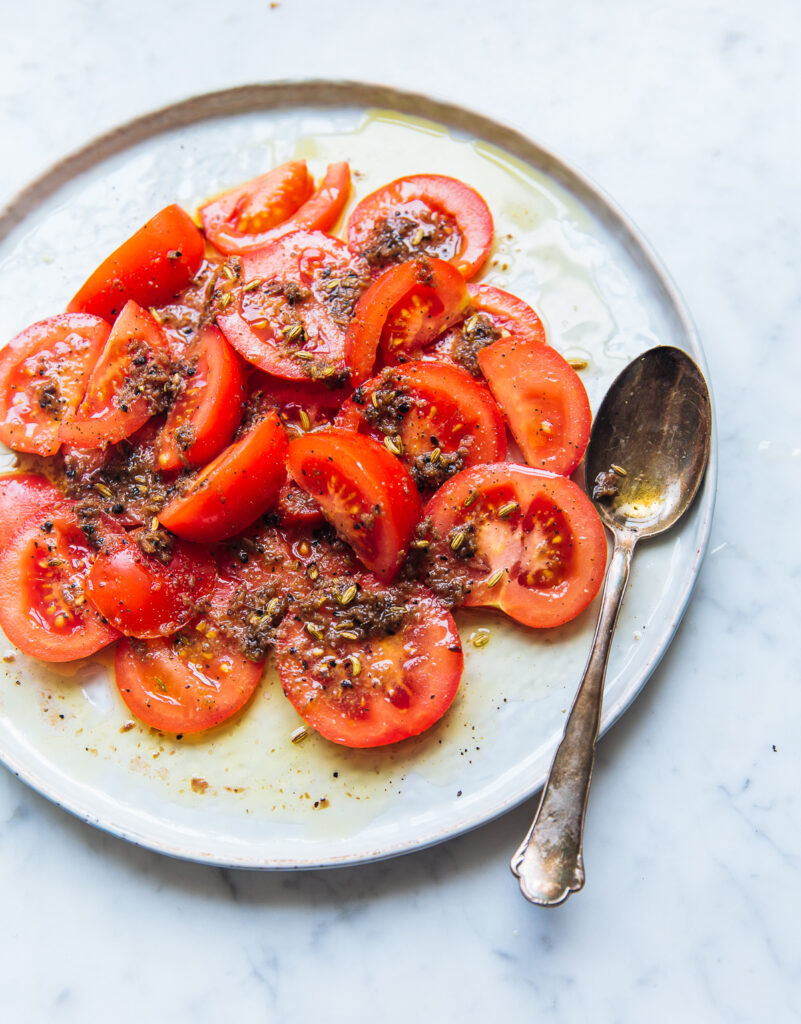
[511, 346, 711, 906]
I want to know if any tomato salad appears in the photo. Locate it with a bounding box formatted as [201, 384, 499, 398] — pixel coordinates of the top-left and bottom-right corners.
[0, 162, 607, 748]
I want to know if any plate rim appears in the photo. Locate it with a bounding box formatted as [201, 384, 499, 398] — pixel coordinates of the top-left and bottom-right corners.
[0, 80, 717, 869]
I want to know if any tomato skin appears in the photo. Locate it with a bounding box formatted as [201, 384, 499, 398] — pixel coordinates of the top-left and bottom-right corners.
[155, 325, 247, 471]
[477, 336, 591, 475]
[0, 504, 122, 661]
[287, 428, 421, 582]
[280, 161, 351, 235]
[344, 258, 469, 380]
[0, 313, 111, 456]
[347, 174, 494, 279]
[67, 204, 205, 322]
[275, 581, 462, 747]
[423, 464, 607, 629]
[158, 410, 288, 543]
[427, 284, 547, 372]
[58, 301, 171, 449]
[215, 229, 368, 382]
[85, 531, 216, 638]
[337, 361, 506, 484]
[0, 474, 64, 550]
[115, 630, 263, 734]
[199, 161, 314, 256]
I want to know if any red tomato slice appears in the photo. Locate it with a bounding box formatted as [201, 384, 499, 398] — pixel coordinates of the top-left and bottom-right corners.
[276, 476, 325, 527]
[86, 529, 216, 638]
[0, 474, 64, 550]
[0, 503, 122, 661]
[337, 361, 506, 489]
[276, 579, 462, 747]
[0, 313, 111, 456]
[253, 371, 345, 436]
[423, 464, 607, 628]
[477, 336, 591, 475]
[287, 428, 421, 582]
[215, 230, 369, 383]
[115, 626, 264, 734]
[58, 301, 172, 449]
[344, 258, 469, 379]
[347, 174, 493, 279]
[158, 410, 288, 542]
[67, 204, 205, 322]
[278, 161, 351, 235]
[198, 161, 314, 256]
[155, 325, 247, 471]
[427, 284, 547, 374]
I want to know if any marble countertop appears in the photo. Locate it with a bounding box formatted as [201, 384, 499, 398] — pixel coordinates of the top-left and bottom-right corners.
[1, 1, 799, 1021]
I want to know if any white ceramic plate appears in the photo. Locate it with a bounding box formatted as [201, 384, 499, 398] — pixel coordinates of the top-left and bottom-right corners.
[0, 82, 715, 868]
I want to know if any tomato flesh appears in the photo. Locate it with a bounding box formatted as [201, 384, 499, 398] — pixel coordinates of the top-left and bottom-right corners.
[158, 410, 288, 543]
[0, 504, 122, 661]
[423, 464, 607, 629]
[347, 174, 494, 279]
[155, 325, 247, 471]
[67, 204, 205, 322]
[288, 428, 421, 582]
[337, 361, 506, 489]
[276, 579, 462, 747]
[86, 530, 216, 638]
[344, 258, 469, 380]
[0, 313, 111, 456]
[0, 474, 65, 550]
[58, 301, 171, 449]
[477, 336, 591, 475]
[115, 628, 263, 734]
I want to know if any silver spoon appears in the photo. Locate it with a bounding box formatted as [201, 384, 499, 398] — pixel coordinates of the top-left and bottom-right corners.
[510, 345, 712, 906]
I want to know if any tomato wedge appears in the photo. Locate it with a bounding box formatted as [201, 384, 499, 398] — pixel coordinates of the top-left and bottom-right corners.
[115, 626, 264, 734]
[344, 258, 469, 379]
[0, 313, 111, 456]
[58, 301, 172, 449]
[276, 579, 462, 747]
[215, 230, 369, 383]
[155, 325, 247, 471]
[279, 161, 351, 236]
[86, 529, 216, 638]
[287, 428, 420, 582]
[477, 336, 591, 475]
[0, 474, 64, 550]
[337, 361, 506, 490]
[0, 503, 122, 661]
[199, 161, 313, 255]
[67, 204, 205, 322]
[158, 410, 288, 542]
[423, 464, 607, 629]
[347, 173, 493, 279]
[428, 284, 547, 375]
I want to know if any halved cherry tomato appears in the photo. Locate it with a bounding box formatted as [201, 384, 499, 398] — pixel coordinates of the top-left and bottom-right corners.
[0, 313, 111, 456]
[115, 624, 264, 734]
[423, 464, 607, 629]
[58, 301, 171, 449]
[276, 579, 462, 747]
[0, 503, 122, 661]
[155, 325, 247, 471]
[0, 474, 64, 550]
[67, 204, 205, 322]
[428, 284, 547, 374]
[85, 529, 216, 638]
[159, 410, 288, 542]
[344, 258, 469, 379]
[215, 230, 369, 382]
[347, 174, 493, 279]
[477, 336, 591, 475]
[287, 428, 420, 582]
[337, 361, 506, 489]
[198, 161, 314, 256]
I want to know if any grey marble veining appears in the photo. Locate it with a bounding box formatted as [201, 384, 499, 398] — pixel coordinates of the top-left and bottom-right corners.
[0, 1, 799, 1022]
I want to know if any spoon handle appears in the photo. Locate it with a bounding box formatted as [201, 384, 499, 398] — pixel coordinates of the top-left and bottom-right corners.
[511, 531, 636, 905]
